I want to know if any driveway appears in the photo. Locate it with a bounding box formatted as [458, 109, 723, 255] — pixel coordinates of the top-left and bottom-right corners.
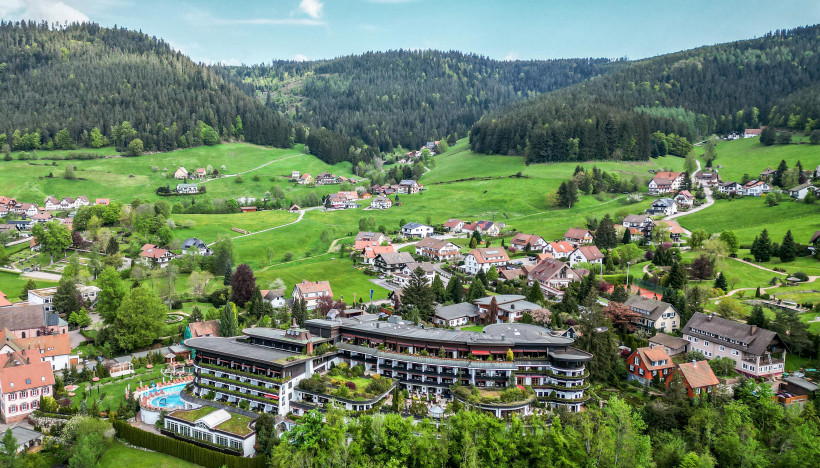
[21, 271, 62, 281]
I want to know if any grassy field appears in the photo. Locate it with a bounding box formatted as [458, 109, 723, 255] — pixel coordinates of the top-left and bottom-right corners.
[0, 270, 58, 303]
[678, 197, 820, 244]
[99, 441, 200, 468]
[171, 210, 299, 243]
[695, 137, 820, 183]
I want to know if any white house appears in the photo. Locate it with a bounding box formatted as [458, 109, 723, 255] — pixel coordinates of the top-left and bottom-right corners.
[568, 245, 604, 267]
[648, 172, 684, 195]
[139, 244, 175, 267]
[624, 296, 681, 334]
[462, 248, 509, 275]
[401, 222, 434, 238]
[0, 334, 56, 423]
[176, 184, 199, 194]
[44, 197, 61, 211]
[544, 241, 574, 259]
[433, 303, 479, 327]
[622, 215, 652, 230]
[673, 190, 694, 208]
[182, 238, 212, 256]
[788, 183, 817, 200]
[646, 198, 677, 216]
[16, 204, 38, 217]
[370, 195, 392, 210]
[443, 219, 465, 232]
[261, 289, 287, 308]
[59, 197, 75, 210]
[744, 128, 763, 138]
[742, 180, 770, 197]
[509, 233, 547, 252]
[291, 280, 333, 310]
[398, 180, 422, 194]
[75, 196, 90, 208]
[4, 332, 74, 372]
[414, 237, 460, 261]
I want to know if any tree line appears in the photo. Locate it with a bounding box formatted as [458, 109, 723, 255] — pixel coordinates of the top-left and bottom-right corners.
[470, 26, 820, 161]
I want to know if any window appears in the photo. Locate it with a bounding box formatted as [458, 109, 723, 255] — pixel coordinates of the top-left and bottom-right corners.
[20, 402, 28, 411]
[31, 400, 39, 409]
[7, 393, 15, 401]
[732, 350, 739, 356]
[693, 338, 698, 343]
[634, 357, 639, 365]
[704, 341, 709, 347]
[629, 365, 634, 372]
[216, 435, 229, 446]
[230, 439, 242, 450]
[695, 388, 701, 395]
[719, 346, 725, 352]
[31, 388, 39, 396]
[8, 405, 16, 413]
[639, 368, 644, 376]
[20, 390, 27, 398]
[43, 387, 50, 394]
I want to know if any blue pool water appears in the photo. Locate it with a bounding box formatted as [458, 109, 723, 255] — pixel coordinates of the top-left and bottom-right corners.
[147, 383, 187, 409]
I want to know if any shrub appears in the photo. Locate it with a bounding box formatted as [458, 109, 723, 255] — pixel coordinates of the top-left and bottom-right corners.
[366, 377, 392, 395]
[345, 381, 357, 390]
[792, 271, 809, 282]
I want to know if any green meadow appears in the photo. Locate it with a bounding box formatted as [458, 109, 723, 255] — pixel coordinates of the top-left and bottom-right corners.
[695, 137, 820, 183]
[0, 270, 58, 303]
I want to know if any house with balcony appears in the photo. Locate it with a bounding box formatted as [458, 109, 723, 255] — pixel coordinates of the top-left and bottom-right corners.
[568, 245, 603, 267]
[682, 313, 787, 379]
[401, 222, 434, 238]
[397, 180, 422, 194]
[291, 280, 333, 310]
[624, 296, 680, 334]
[0, 335, 56, 423]
[509, 233, 547, 252]
[374, 252, 416, 274]
[625, 346, 675, 385]
[527, 258, 585, 299]
[462, 248, 509, 275]
[139, 244, 175, 267]
[648, 172, 684, 195]
[414, 237, 460, 261]
[563, 228, 593, 247]
[646, 198, 678, 216]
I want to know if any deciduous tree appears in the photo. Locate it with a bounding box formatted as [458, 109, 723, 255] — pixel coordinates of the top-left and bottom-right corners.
[230, 263, 256, 307]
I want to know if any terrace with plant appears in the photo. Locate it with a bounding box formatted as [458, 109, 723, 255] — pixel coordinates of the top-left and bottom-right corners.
[297, 363, 393, 401]
[450, 383, 535, 406]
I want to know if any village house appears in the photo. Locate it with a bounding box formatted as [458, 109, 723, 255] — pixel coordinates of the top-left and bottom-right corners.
[742, 180, 770, 197]
[462, 248, 509, 275]
[509, 233, 547, 252]
[298, 173, 314, 185]
[474, 295, 543, 323]
[374, 252, 416, 274]
[717, 181, 743, 195]
[624, 296, 681, 334]
[75, 196, 90, 208]
[327, 192, 359, 209]
[163, 407, 256, 457]
[646, 198, 677, 216]
[682, 312, 786, 378]
[744, 128, 763, 138]
[563, 228, 593, 247]
[44, 197, 61, 211]
[544, 241, 574, 259]
[443, 219, 465, 232]
[139, 244, 175, 267]
[397, 180, 422, 194]
[674, 190, 695, 208]
[648, 172, 684, 195]
[652, 219, 685, 242]
[370, 195, 392, 209]
[667, 360, 720, 397]
[788, 183, 817, 200]
[625, 346, 675, 385]
[291, 171, 301, 181]
[173, 167, 189, 179]
[95, 198, 110, 206]
[1, 330, 75, 371]
[59, 197, 76, 210]
[315, 172, 337, 185]
[810, 231, 820, 253]
[401, 222, 434, 238]
[463, 220, 500, 237]
[759, 168, 777, 181]
[0, 197, 17, 208]
[291, 280, 333, 310]
[354, 231, 390, 250]
[0, 342, 56, 423]
[622, 214, 652, 230]
[28, 285, 99, 313]
[184, 320, 221, 340]
[0, 303, 67, 339]
[433, 302, 479, 327]
[694, 171, 721, 187]
[648, 333, 689, 356]
[195, 168, 207, 179]
[260, 289, 287, 308]
[182, 238, 212, 256]
[568, 245, 604, 267]
[392, 262, 436, 287]
[176, 183, 199, 194]
[31, 213, 52, 224]
[414, 237, 461, 261]
[527, 258, 585, 298]
[361, 245, 395, 265]
[16, 204, 39, 217]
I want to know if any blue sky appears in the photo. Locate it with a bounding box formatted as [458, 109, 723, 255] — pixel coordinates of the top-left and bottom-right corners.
[2, 0, 818, 64]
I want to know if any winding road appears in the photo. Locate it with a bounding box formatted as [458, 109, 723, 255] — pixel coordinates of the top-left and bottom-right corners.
[663, 160, 714, 235]
[199, 153, 306, 184]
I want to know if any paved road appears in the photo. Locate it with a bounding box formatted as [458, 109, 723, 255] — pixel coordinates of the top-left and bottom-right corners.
[22, 271, 62, 281]
[206, 210, 305, 247]
[664, 160, 714, 233]
[199, 153, 305, 184]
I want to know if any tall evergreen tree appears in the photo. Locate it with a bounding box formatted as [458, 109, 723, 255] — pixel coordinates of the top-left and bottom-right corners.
[219, 302, 239, 337]
[402, 268, 435, 321]
[466, 278, 486, 301]
[747, 305, 770, 329]
[445, 276, 464, 303]
[779, 230, 797, 262]
[53, 280, 80, 315]
[714, 272, 728, 292]
[594, 214, 618, 250]
[751, 229, 773, 262]
[667, 262, 687, 291]
[430, 274, 446, 302]
[526, 282, 545, 304]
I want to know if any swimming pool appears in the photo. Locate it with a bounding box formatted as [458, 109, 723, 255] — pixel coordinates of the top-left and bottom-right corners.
[146, 383, 188, 409]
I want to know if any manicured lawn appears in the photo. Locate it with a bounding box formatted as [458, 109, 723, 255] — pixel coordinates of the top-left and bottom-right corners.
[171, 405, 217, 422]
[678, 197, 820, 244]
[171, 210, 299, 243]
[0, 270, 57, 303]
[99, 441, 201, 468]
[695, 137, 820, 183]
[681, 251, 783, 290]
[72, 365, 169, 412]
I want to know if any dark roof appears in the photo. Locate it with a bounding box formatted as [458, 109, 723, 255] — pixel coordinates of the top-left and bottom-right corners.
[624, 296, 675, 321]
[184, 336, 302, 366]
[182, 238, 207, 249]
[376, 252, 415, 265]
[784, 376, 819, 392]
[434, 303, 479, 320]
[682, 312, 781, 356]
[809, 231, 820, 245]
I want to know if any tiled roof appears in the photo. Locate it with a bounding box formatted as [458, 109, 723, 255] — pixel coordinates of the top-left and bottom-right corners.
[443, 219, 463, 228]
[415, 237, 454, 250]
[363, 245, 395, 259]
[624, 296, 675, 321]
[188, 320, 221, 338]
[510, 233, 544, 247]
[13, 332, 71, 358]
[677, 360, 719, 388]
[574, 245, 603, 261]
[434, 303, 479, 320]
[294, 281, 332, 296]
[683, 312, 780, 356]
[468, 248, 510, 264]
[649, 333, 689, 349]
[0, 290, 11, 307]
[0, 352, 55, 393]
[0, 304, 47, 331]
[563, 228, 590, 239]
[376, 252, 415, 265]
[549, 241, 574, 254]
[636, 347, 674, 371]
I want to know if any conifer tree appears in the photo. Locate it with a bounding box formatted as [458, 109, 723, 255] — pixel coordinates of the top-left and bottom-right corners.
[714, 272, 728, 292]
[779, 230, 797, 262]
[751, 229, 773, 262]
[430, 274, 446, 302]
[466, 278, 485, 301]
[594, 214, 617, 250]
[445, 275, 464, 303]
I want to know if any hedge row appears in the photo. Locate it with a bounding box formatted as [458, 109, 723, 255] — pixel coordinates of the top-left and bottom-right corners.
[113, 420, 265, 468]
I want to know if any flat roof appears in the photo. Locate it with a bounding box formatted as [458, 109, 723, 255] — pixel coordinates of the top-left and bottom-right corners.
[185, 336, 302, 365]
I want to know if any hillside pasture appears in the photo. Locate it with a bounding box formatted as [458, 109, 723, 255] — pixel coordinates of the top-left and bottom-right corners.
[696, 137, 820, 183]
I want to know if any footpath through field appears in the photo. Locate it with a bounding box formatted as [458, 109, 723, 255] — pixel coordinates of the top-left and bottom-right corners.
[199, 153, 306, 183]
[206, 209, 305, 246]
[664, 160, 714, 234]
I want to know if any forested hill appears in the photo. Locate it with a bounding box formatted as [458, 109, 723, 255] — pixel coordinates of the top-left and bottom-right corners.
[0, 22, 291, 153]
[469, 25, 820, 163]
[215, 51, 619, 152]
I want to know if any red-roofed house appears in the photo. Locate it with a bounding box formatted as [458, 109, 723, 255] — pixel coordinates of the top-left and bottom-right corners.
[414, 237, 460, 261]
[139, 244, 175, 267]
[443, 219, 465, 232]
[648, 172, 684, 195]
[568, 245, 604, 267]
[0, 290, 11, 308]
[563, 228, 593, 246]
[185, 320, 221, 339]
[0, 331, 56, 422]
[362, 245, 395, 265]
[291, 280, 333, 310]
[674, 190, 694, 208]
[527, 259, 585, 298]
[195, 168, 207, 179]
[744, 128, 763, 138]
[7, 332, 74, 371]
[95, 198, 110, 206]
[509, 233, 547, 252]
[462, 248, 509, 275]
[625, 346, 675, 385]
[544, 241, 574, 259]
[667, 360, 720, 397]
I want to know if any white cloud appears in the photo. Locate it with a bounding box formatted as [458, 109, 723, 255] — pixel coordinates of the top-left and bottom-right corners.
[292, 54, 310, 61]
[0, 0, 89, 24]
[503, 51, 519, 61]
[184, 10, 325, 27]
[298, 0, 323, 19]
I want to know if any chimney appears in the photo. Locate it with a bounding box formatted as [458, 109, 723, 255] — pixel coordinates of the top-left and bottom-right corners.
[692, 360, 697, 368]
[751, 325, 757, 335]
[707, 314, 713, 322]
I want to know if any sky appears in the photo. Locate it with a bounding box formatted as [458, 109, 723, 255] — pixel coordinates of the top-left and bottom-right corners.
[1, 0, 818, 64]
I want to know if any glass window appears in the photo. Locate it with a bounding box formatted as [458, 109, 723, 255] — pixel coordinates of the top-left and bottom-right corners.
[230, 439, 242, 450]
[8, 405, 16, 413]
[20, 402, 28, 411]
